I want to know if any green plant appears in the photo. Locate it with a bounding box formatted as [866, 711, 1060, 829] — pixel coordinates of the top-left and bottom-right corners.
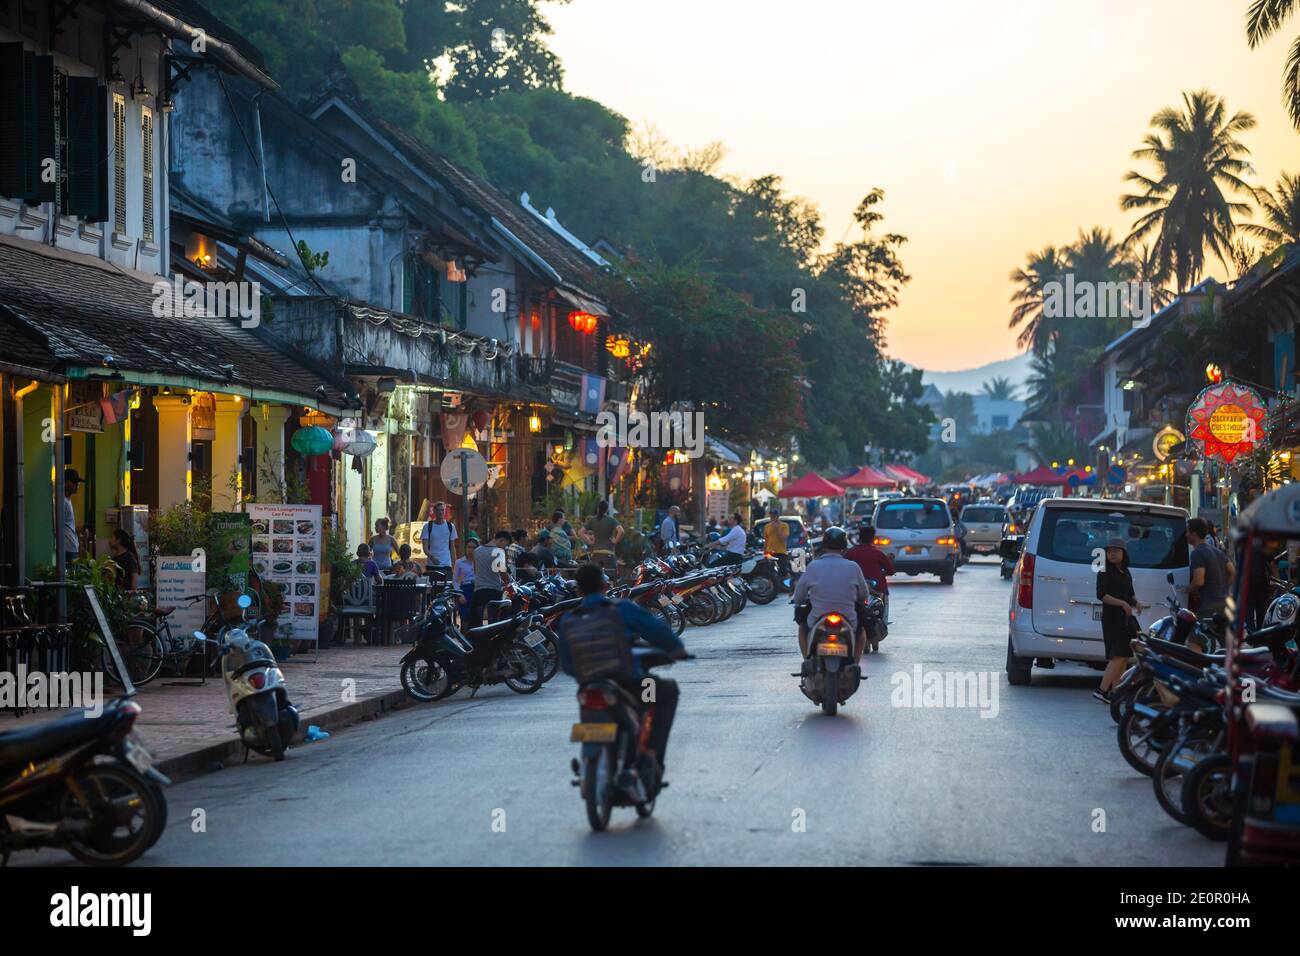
[33, 556, 142, 654]
[256, 447, 310, 504]
[150, 501, 210, 557]
[324, 523, 360, 608]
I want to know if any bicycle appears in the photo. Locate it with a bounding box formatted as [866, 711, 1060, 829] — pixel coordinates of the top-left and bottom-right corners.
[103, 589, 257, 687]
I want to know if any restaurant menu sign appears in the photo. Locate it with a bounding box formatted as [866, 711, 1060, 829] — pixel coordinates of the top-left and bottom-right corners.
[1186, 383, 1267, 464]
[155, 554, 206, 643]
[248, 503, 322, 643]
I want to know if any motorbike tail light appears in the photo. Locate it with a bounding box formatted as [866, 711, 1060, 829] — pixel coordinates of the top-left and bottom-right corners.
[873, 537, 891, 546]
[825, 613, 843, 625]
[578, 687, 616, 709]
[1017, 552, 1035, 609]
[248, 672, 267, 690]
[110, 700, 142, 740]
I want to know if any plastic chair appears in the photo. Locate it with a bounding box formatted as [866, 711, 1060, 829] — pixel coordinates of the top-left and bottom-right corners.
[339, 576, 375, 645]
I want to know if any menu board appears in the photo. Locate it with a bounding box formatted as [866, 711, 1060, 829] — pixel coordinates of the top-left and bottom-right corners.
[248, 503, 322, 644]
[155, 554, 207, 643]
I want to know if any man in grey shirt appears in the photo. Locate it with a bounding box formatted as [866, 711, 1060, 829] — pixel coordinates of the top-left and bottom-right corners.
[1187, 516, 1233, 618]
[468, 530, 512, 627]
[659, 505, 680, 553]
[62, 468, 84, 566]
[792, 527, 869, 662]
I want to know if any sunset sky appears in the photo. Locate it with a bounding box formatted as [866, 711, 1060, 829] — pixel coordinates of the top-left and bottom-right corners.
[546, 0, 1300, 372]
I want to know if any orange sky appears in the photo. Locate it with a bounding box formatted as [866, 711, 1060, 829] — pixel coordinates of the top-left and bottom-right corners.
[546, 0, 1300, 371]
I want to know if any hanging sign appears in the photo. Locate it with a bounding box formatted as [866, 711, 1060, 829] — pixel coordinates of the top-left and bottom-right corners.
[1152, 426, 1184, 462]
[1186, 383, 1267, 464]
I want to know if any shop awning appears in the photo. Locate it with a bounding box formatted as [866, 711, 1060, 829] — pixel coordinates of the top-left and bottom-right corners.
[556, 286, 610, 319]
[883, 463, 930, 484]
[1011, 464, 1071, 486]
[839, 465, 895, 488]
[778, 472, 845, 498]
[0, 236, 359, 415]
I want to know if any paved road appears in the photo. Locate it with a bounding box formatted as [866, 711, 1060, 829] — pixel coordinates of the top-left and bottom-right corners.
[25, 557, 1225, 866]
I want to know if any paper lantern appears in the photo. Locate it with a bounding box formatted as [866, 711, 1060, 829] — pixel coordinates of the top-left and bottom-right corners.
[344, 429, 377, 458]
[332, 428, 350, 453]
[471, 409, 491, 431]
[567, 311, 598, 334]
[290, 425, 334, 456]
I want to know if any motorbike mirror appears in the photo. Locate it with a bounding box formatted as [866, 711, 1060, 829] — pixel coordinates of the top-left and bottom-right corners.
[1166, 572, 1175, 585]
[237, 594, 253, 609]
[192, 631, 207, 643]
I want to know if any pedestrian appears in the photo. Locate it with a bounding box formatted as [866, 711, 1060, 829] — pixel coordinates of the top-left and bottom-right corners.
[390, 543, 421, 577]
[1187, 517, 1234, 651]
[548, 510, 574, 563]
[532, 529, 559, 572]
[355, 543, 379, 579]
[582, 500, 623, 573]
[764, 505, 791, 585]
[61, 467, 84, 567]
[369, 517, 396, 572]
[1095, 537, 1139, 702]
[468, 530, 513, 627]
[454, 536, 477, 611]
[108, 528, 141, 590]
[507, 528, 528, 571]
[659, 505, 681, 554]
[419, 501, 459, 583]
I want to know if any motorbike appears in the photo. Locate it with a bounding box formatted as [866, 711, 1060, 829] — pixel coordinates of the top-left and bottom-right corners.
[998, 527, 1024, 580]
[207, 594, 300, 762]
[0, 697, 169, 866]
[570, 646, 690, 831]
[863, 580, 888, 654]
[399, 592, 546, 702]
[796, 604, 863, 716]
[739, 550, 780, 605]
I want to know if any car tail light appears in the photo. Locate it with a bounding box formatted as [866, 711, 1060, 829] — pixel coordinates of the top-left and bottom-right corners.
[1017, 552, 1035, 608]
[935, 536, 956, 546]
[873, 537, 891, 546]
[578, 687, 616, 709]
[248, 672, 266, 690]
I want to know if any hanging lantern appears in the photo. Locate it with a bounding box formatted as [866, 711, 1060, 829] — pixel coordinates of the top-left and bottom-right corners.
[344, 429, 378, 458]
[332, 428, 350, 453]
[528, 413, 542, 433]
[290, 425, 334, 456]
[568, 311, 598, 334]
[605, 335, 630, 359]
[471, 409, 491, 431]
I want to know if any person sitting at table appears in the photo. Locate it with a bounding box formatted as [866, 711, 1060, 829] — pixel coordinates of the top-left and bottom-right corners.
[454, 536, 477, 608]
[356, 543, 379, 579]
[389, 543, 421, 578]
[108, 528, 141, 590]
[533, 530, 559, 572]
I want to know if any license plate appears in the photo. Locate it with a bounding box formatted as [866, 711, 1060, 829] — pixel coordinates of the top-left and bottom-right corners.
[672, 594, 685, 605]
[570, 722, 618, 743]
[904, 546, 927, 556]
[657, 595, 672, 607]
[124, 737, 153, 773]
[816, 643, 849, 656]
[523, 628, 547, 648]
[1092, 605, 1103, 621]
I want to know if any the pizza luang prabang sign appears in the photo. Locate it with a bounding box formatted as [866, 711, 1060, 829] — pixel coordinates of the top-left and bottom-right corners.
[1186, 382, 1267, 464]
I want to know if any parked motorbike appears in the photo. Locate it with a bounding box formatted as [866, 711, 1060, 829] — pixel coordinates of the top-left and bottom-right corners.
[796, 604, 863, 716]
[206, 594, 300, 761]
[399, 592, 545, 701]
[570, 646, 690, 831]
[739, 551, 780, 605]
[0, 697, 168, 866]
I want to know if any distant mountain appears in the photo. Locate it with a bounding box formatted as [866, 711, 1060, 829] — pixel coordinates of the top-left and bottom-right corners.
[917, 353, 1033, 397]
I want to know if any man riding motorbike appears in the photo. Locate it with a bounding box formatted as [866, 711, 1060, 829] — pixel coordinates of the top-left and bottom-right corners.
[791, 526, 870, 666]
[845, 520, 894, 625]
[556, 563, 688, 781]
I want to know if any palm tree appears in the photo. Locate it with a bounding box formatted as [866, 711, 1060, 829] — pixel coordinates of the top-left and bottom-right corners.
[1245, 171, 1300, 249]
[982, 376, 1018, 401]
[1009, 245, 1066, 356]
[1246, 0, 1300, 128]
[1121, 90, 1256, 292]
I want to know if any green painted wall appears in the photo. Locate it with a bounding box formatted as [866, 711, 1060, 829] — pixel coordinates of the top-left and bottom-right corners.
[22, 386, 54, 573]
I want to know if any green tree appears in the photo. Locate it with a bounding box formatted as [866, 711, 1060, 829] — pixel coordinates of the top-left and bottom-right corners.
[1008, 245, 1065, 356]
[1121, 90, 1256, 291]
[443, 0, 571, 101]
[982, 376, 1017, 400]
[1246, 171, 1300, 249]
[1245, 0, 1300, 128]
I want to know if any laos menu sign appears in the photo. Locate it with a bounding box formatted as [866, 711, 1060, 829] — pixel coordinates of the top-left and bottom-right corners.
[1186, 383, 1266, 464]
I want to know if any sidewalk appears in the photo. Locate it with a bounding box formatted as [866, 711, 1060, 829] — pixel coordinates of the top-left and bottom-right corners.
[1, 644, 413, 779]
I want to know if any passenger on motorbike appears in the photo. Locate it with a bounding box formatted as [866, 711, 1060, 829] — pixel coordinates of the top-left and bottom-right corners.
[556, 563, 689, 777]
[792, 526, 870, 663]
[844, 521, 894, 624]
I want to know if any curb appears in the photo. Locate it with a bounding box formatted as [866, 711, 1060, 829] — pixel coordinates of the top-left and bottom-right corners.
[156, 688, 413, 781]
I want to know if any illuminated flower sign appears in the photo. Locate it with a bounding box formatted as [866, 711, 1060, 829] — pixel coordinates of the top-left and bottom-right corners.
[1186, 382, 1266, 464]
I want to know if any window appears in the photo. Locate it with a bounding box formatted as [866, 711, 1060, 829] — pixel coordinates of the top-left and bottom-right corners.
[876, 501, 952, 530]
[1038, 507, 1187, 569]
[961, 507, 1005, 523]
[403, 254, 438, 322]
[140, 106, 154, 242]
[991, 414, 1009, 429]
[111, 93, 126, 233]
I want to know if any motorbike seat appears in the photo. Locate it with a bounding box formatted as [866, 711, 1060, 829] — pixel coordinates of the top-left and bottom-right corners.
[1145, 637, 1225, 667]
[0, 705, 122, 767]
[1253, 682, 1300, 705]
[464, 617, 517, 640]
[1245, 702, 1300, 742]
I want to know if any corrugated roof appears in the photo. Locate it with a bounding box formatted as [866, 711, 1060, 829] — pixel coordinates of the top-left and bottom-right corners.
[0, 236, 355, 412]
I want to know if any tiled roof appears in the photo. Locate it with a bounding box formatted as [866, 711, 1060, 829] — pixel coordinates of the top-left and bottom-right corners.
[0, 236, 355, 412]
[369, 116, 607, 301]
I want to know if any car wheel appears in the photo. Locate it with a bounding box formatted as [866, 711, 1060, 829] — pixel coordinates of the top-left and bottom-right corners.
[1006, 635, 1032, 685]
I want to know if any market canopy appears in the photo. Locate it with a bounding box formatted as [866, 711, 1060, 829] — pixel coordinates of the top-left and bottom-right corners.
[839, 465, 896, 489]
[1012, 464, 1070, 486]
[777, 472, 845, 498]
[884, 463, 929, 484]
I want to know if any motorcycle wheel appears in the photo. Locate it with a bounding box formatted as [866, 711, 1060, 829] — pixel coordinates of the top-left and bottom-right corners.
[265, 724, 287, 762]
[1117, 705, 1171, 777]
[1181, 753, 1232, 841]
[1153, 738, 1196, 825]
[584, 746, 614, 831]
[664, 602, 686, 638]
[401, 658, 454, 701]
[501, 644, 545, 694]
[635, 794, 656, 818]
[821, 669, 839, 716]
[515, 633, 559, 684]
[685, 594, 716, 627]
[746, 573, 778, 605]
[58, 764, 159, 866]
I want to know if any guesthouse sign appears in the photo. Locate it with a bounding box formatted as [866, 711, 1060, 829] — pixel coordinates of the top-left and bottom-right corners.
[1186, 382, 1267, 464]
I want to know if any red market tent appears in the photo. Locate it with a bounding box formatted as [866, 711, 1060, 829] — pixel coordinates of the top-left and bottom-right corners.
[884, 463, 930, 485]
[777, 472, 845, 498]
[1012, 464, 1070, 486]
[839, 465, 896, 489]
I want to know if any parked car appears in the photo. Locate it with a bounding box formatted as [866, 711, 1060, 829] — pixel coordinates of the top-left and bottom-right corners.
[959, 503, 1008, 557]
[1005, 497, 1190, 685]
[870, 497, 959, 585]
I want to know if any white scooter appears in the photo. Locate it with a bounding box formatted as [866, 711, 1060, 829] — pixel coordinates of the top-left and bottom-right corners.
[197, 594, 300, 761]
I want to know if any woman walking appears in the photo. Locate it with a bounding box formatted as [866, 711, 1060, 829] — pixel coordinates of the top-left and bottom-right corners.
[1095, 537, 1140, 703]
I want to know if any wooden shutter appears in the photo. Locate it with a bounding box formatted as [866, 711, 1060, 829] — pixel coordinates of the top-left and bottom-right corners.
[112, 93, 126, 233]
[141, 106, 154, 242]
[0, 43, 23, 199]
[32, 53, 54, 203]
[64, 76, 108, 222]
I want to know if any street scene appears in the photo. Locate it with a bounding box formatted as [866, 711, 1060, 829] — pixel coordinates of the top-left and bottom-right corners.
[2, 0, 1300, 908]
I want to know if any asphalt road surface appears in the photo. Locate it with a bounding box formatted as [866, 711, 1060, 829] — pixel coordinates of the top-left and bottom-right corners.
[23, 557, 1225, 866]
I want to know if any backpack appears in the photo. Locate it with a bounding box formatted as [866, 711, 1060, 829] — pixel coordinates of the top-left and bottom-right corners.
[562, 600, 633, 683]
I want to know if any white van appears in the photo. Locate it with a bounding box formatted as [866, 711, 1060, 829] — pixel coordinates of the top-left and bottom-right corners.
[1005, 497, 1190, 685]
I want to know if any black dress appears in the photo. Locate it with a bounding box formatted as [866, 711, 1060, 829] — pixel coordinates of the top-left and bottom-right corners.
[1096, 565, 1136, 658]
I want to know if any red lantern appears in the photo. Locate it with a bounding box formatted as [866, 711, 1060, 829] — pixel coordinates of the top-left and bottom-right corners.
[567, 311, 598, 334]
[471, 409, 491, 431]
